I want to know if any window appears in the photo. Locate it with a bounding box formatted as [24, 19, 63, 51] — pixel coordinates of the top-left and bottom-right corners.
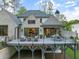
[28, 20, 35, 24]
[24, 28, 39, 37]
[0, 25, 8, 36]
[44, 28, 56, 37]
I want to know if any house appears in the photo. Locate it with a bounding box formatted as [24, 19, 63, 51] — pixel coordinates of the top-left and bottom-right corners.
[0, 8, 21, 40]
[18, 10, 49, 37]
[17, 10, 76, 38]
[9, 10, 76, 59]
[18, 10, 64, 38]
[3, 10, 76, 59]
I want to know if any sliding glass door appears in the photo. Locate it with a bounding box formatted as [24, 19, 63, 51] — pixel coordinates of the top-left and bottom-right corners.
[44, 28, 56, 37]
[24, 28, 39, 37]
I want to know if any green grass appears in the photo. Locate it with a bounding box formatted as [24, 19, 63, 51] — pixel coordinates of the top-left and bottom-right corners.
[0, 42, 3, 50]
[0, 42, 6, 50]
[66, 48, 79, 59]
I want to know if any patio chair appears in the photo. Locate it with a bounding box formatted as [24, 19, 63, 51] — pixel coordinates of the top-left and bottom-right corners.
[20, 38, 26, 41]
[53, 35, 63, 41]
[27, 37, 32, 41]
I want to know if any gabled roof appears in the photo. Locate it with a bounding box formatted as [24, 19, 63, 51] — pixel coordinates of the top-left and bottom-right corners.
[18, 10, 49, 18]
[42, 15, 63, 27]
[0, 9, 21, 25]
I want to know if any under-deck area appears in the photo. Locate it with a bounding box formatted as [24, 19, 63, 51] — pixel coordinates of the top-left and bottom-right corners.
[11, 50, 64, 59]
[11, 50, 41, 59]
[6, 37, 76, 59]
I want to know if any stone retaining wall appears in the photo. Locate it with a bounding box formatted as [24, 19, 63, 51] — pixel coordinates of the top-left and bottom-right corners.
[0, 47, 16, 59]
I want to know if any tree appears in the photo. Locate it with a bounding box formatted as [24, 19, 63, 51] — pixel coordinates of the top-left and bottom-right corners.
[16, 6, 27, 16]
[62, 21, 71, 31]
[37, 0, 53, 14]
[63, 20, 79, 31]
[0, 0, 22, 14]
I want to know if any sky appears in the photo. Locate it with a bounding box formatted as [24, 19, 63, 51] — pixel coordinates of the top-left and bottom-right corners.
[21, 0, 79, 21]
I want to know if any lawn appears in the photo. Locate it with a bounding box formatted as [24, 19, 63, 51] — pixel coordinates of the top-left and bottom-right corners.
[66, 48, 79, 59]
[0, 42, 3, 50]
[0, 41, 6, 50]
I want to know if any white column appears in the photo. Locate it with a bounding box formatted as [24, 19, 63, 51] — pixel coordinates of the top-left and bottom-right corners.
[15, 27, 17, 39]
[14, 27, 16, 39]
[20, 26, 24, 38]
[39, 27, 44, 38]
[23, 28, 24, 37]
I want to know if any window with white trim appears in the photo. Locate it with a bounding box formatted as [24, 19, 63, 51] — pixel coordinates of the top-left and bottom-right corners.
[0, 25, 8, 36]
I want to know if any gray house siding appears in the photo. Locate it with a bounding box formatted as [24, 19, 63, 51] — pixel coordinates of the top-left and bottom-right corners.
[0, 9, 21, 38]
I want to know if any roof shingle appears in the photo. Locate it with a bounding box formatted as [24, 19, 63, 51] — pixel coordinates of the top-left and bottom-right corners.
[0, 9, 21, 25]
[18, 10, 49, 18]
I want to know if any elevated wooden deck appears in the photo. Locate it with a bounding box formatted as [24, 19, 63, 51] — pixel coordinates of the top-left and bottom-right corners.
[6, 38, 75, 46]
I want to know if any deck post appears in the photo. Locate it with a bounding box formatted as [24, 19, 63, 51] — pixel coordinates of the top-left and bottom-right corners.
[53, 45, 56, 59]
[17, 49, 20, 59]
[42, 49, 45, 59]
[74, 44, 76, 59]
[64, 44, 66, 59]
[31, 49, 35, 59]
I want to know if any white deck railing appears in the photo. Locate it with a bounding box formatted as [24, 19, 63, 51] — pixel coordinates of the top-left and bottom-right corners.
[6, 36, 75, 46]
